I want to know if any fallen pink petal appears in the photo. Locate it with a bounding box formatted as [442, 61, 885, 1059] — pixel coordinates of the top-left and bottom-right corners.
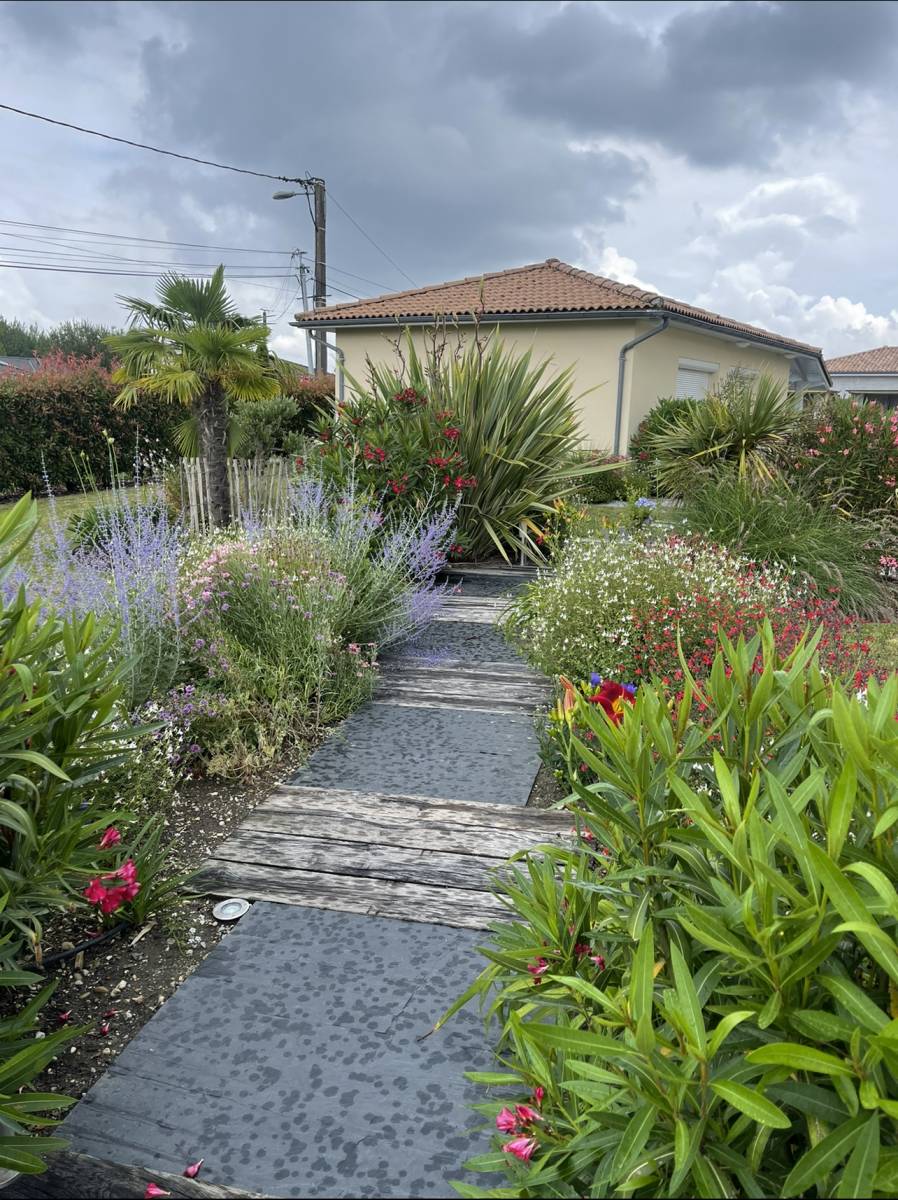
[144, 1185, 171, 1199]
[183, 1159, 205, 1179]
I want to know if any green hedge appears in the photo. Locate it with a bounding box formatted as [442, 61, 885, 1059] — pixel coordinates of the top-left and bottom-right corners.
[0, 354, 178, 497]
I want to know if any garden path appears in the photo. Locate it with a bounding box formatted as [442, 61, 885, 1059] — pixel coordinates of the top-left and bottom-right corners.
[49, 567, 565, 1199]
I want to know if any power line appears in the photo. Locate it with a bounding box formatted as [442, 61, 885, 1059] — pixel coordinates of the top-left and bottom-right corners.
[0, 102, 310, 184]
[0, 218, 394, 290]
[0, 217, 292, 255]
[0, 261, 294, 291]
[325, 186, 417, 287]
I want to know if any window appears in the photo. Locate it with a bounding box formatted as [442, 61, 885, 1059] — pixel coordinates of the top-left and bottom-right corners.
[676, 366, 714, 399]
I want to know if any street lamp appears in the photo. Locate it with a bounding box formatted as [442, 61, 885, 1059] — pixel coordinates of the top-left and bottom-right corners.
[272, 182, 327, 374]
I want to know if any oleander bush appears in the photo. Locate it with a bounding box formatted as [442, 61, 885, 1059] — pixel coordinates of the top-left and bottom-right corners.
[502, 530, 880, 686]
[451, 628, 898, 1198]
[0, 496, 143, 966]
[627, 394, 697, 485]
[785, 393, 898, 515]
[683, 471, 890, 618]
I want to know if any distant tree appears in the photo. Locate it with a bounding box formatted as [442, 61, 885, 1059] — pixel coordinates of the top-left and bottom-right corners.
[0, 316, 121, 367]
[106, 266, 281, 525]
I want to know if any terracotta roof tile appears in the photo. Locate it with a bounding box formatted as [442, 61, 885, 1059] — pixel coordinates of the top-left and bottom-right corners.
[296, 258, 821, 355]
[826, 346, 898, 374]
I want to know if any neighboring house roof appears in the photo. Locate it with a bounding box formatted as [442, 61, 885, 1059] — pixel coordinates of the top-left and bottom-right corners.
[0, 355, 40, 374]
[826, 346, 898, 375]
[294, 258, 822, 358]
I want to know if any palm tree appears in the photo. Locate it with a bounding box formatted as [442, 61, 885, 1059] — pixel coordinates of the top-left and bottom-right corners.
[106, 266, 282, 525]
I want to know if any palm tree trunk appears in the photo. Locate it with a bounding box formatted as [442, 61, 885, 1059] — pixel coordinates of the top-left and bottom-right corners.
[196, 383, 231, 526]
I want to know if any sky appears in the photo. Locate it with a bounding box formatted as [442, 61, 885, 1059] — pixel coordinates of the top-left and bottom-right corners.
[2, 0, 898, 363]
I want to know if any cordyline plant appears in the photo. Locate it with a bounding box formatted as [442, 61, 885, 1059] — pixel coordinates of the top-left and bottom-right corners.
[358, 332, 605, 561]
[445, 626, 898, 1198]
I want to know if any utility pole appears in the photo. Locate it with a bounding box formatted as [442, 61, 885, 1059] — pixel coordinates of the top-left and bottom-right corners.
[294, 251, 314, 373]
[273, 178, 327, 375]
[312, 178, 327, 375]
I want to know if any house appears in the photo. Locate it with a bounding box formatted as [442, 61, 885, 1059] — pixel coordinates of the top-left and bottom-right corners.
[292, 259, 829, 454]
[0, 355, 40, 375]
[826, 347, 898, 408]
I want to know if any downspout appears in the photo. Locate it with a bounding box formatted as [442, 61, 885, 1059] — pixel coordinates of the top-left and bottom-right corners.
[613, 316, 669, 456]
[306, 329, 345, 407]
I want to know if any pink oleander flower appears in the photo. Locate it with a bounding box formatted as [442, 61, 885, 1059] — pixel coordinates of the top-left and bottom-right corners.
[144, 1185, 171, 1199]
[590, 954, 607, 970]
[496, 1107, 518, 1134]
[83, 878, 107, 904]
[99, 826, 122, 849]
[527, 957, 549, 979]
[183, 1160, 204, 1179]
[515, 1104, 543, 1124]
[533, 1086, 545, 1106]
[502, 1136, 538, 1163]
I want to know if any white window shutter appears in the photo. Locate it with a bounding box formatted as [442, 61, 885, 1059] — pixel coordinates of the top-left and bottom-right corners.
[676, 367, 712, 399]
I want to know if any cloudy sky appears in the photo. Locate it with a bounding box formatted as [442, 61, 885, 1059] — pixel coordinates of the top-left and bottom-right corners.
[2, 0, 897, 361]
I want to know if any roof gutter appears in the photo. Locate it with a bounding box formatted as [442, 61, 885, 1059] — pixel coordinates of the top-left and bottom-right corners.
[614, 316, 669, 456]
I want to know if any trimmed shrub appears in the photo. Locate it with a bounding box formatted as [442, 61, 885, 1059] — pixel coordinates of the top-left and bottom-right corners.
[232, 372, 335, 457]
[0, 352, 177, 498]
[627, 393, 695, 479]
[572, 451, 629, 504]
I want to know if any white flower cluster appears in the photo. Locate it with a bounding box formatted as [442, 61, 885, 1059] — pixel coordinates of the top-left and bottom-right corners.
[505, 531, 797, 679]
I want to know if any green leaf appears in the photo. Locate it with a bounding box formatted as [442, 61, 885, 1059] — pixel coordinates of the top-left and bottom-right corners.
[807, 844, 898, 983]
[827, 759, 857, 861]
[769, 1081, 848, 1124]
[835, 1114, 879, 1199]
[611, 1104, 656, 1182]
[711, 1081, 791, 1129]
[629, 920, 654, 1026]
[819, 973, 889, 1033]
[670, 942, 706, 1058]
[746, 1042, 853, 1077]
[708, 1011, 754, 1057]
[782, 1115, 867, 1196]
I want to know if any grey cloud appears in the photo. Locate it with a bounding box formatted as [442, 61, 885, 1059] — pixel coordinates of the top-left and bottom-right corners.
[446, 0, 898, 167]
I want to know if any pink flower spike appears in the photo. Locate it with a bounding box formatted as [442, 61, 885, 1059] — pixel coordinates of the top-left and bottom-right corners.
[144, 1186, 171, 1199]
[496, 1107, 518, 1134]
[502, 1136, 538, 1163]
[183, 1159, 204, 1179]
[515, 1104, 543, 1124]
[99, 826, 122, 849]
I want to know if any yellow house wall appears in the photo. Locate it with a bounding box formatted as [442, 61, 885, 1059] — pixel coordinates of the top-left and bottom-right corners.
[625, 323, 792, 435]
[332, 318, 793, 452]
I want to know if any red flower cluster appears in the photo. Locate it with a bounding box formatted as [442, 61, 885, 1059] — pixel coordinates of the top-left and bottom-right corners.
[630, 588, 881, 688]
[388, 475, 409, 495]
[443, 427, 461, 441]
[362, 444, 387, 464]
[393, 387, 427, 406]
[441, 473, 477, 491]
[83, 858, 140, 915]
[497, 1092, 544, 1163]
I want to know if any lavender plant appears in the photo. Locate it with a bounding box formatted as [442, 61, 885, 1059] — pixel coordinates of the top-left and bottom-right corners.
[6, 481, 186, 714]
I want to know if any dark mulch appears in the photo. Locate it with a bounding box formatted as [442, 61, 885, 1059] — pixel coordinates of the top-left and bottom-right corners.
[2, 756, 302, 1104]
[527, 762, 569, 810]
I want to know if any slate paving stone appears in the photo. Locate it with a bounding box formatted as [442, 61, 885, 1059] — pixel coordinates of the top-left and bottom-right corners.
[388, 618, 522, 665]
[292, 701, 539, 804]
[64, 904, 497, 1199]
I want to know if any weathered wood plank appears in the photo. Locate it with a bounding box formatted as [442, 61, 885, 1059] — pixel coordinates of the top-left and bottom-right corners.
[1, 1149, 266, 1198]
[211, 828, 509, 890]
[268, 783, 573, 831]
[240, 806, 568, 858]
[194, 860, 506, 929]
